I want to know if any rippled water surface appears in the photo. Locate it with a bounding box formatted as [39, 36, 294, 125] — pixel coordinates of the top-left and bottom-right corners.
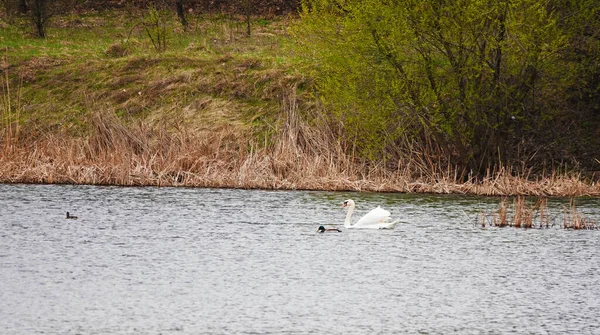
[1, 184, 600, 334]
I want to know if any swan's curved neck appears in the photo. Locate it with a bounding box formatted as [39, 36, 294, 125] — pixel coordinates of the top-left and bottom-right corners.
[344, 205, 354, 228]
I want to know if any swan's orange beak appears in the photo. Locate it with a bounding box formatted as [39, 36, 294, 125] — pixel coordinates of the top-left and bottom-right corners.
[342, 203, 347, 208]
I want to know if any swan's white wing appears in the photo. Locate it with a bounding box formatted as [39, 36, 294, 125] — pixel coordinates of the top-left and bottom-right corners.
[351, 220, 400, 229]
[355, 206, 390, 227]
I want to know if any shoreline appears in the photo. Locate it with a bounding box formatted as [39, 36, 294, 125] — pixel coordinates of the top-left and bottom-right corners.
[2, 147, 598, 197]
[1, 116, 598, 197]
[1, 176, 598, 197]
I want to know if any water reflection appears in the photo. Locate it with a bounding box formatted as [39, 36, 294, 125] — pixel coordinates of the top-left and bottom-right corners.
[1, 184, 599, 334]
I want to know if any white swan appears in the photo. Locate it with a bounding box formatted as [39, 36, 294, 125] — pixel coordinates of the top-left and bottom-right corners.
[342, 199, 399, 229]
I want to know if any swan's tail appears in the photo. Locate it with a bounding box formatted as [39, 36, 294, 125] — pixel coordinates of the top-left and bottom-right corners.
[379, 219, 401, 229]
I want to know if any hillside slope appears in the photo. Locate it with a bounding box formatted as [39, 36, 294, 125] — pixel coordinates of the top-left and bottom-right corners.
[1, 9, 599, 195]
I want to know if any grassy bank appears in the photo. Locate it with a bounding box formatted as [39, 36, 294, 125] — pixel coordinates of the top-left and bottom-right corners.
[1, 9, 600, 196]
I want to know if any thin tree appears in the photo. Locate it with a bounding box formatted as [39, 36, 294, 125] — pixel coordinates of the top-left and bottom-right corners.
[25, 0, 71, 38]
[175, 0, 187, 30]
[28, 0, 49, 37]
[243, 0, 251, 36]
[18, 0, 26, 13]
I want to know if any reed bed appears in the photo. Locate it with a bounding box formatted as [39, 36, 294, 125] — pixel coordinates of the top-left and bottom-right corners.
[0, 101, 406, 191]
[2, 75, 600, 195]
[563, 199, 599, 230]
[480, 197, 598, 229]
[3, 116, 600, 196]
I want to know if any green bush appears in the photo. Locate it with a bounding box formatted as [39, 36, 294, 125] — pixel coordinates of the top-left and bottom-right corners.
[290, 0, 600, 173]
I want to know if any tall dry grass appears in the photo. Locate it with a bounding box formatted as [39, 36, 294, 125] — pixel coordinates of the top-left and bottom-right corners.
[3, 106, 600, 194]
[1, 56, 21, 155]
[0, 83, 365, 189]
[480, 196, 597, 229]
[2, 74, 600, 195]
[563, 199, 598, 230]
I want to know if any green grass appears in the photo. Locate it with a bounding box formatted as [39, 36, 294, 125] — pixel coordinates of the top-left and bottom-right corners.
[1, 9, 304, 138]
[3, 11, 291, 59]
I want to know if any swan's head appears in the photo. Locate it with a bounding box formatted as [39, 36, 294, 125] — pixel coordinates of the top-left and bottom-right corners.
[342, 199, 355, 209]
[317, 225, 325, 233]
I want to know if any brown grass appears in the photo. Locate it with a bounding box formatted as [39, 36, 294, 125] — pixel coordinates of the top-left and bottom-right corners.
[4, 103, 600, 194]
[1, 56, 21, 155]
[481, 196, 596, 229]
[495, 198, 509, 227]
[0, 83, 382, 190]
[3, 109, 600, 195]
[563, 199, 599, 230]
[2, 60, 600, 194]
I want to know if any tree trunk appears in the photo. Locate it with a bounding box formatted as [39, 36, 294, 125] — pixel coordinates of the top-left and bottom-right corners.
[32, 0, 46, 38]
[245, 0, 251, 36]
[19, 0, 28, 13]
[175, 0, 187, 30]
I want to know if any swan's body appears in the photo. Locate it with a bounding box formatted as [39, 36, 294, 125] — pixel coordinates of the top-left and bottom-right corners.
[342, 199, 399, 229]
[66, 212, 78, 219]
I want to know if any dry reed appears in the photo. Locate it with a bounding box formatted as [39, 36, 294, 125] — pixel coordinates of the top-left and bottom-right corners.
[2, 72, 600, 195]
[1, 56, 21, 155]
[495, 198, 509, 227]
[3, 112, 600, 195]
[563, 199, 598, 230]
[480, 197, 596, 229]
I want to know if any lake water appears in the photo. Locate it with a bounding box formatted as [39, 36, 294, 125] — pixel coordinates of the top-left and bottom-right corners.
[1, 184, 600, 334]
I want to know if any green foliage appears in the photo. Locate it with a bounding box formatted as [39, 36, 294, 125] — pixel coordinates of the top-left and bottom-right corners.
[291, 0, 600, 172]
[556, 0, 600, 112]
[143, 7, 168, 53]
